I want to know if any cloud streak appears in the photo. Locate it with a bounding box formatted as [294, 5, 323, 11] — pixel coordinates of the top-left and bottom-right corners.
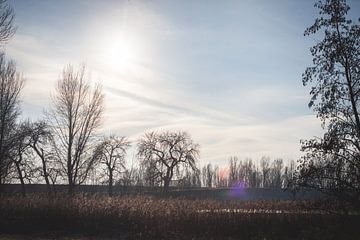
[7, 0, 342, 166]
[106, 86, 256, 127]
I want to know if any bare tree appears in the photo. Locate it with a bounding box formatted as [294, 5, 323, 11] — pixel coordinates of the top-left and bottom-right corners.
[0, 54, 24, 186]
[202, 163, 214, 188]
[8, 122, 36, 196]
[242, 158, 254, 187]
[130, 165, 145, 187]
[142, 157, 161, 187]
[119, 168, 135, 187]
[179, 167, 201, 187]
[284, 160, 296, 189]
[49, 64, 104, 194]
[228, 157, 239, 186]
[25, 120, 58, 192]
[137, 131, 200, 192]
[260, 156, 270, 188]
[0, 0, 16, 44]
[94, 135, 130, 196]
[270, 158, 283, 188]
[213, 165, 222, 188]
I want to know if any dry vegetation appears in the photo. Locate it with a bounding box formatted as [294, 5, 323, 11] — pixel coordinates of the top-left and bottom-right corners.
[0, 194, 359, 240]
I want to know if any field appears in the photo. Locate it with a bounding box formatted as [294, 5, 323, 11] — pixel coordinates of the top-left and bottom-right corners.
[0, 193, 359, 240]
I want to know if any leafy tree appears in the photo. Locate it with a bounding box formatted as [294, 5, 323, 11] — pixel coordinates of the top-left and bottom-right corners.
[295, 0, 360, 206]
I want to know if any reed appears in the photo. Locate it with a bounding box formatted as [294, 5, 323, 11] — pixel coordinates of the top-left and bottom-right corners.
[0, 194, 358, 239]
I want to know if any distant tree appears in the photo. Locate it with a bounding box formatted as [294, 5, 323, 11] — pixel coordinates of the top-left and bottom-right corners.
[270, 158, 283, 188]
[228, 157, 238, 186]
[295, 0, 360, 206]
[49, 65, 104, 194]
[0, 0, 16, 44]
[142, 159, 160, 187]
[94, 135, 130, 196]
[0, 54, 24, 186]
[216, 166, 229, 188]
[243, 158, 254, 187]
[176, 166, 200, 188]
[201, 165, 207, 187]
[119, 168, 135, 187]
[284, 160, 296, 189]
[137, 131, 200, 192]
[191, 168, 201, 187]
[260, 156, 271, 188]
[130, 165, 145, 187]
[202, 163, 214, 187]
[213, 165, 220, 187]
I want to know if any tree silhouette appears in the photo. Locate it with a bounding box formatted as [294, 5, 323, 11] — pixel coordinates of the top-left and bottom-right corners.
[49, 65, 104, 194]
[202, 163, 214, 188]
[8, 122, 37, 197]
[94, 135, 130, 196]
[25, 120, 56, 192]
[137, 131, 199, 192]
[0, 0, 18, 188]
[0, 54, 24, 186]
[0, 0, 16, 44]
[295, 0, 360, 206]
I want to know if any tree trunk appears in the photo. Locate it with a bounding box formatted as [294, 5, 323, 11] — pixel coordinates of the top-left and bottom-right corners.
[163, 167, 173, 193]
[0, 119, 5, 189]
[34, 146, 51, 193]
[109, 170, 113, 196]
[68, 179, 74, 195]
[67, 121, 74, 195]
[42, 159, 51, 193]
[163, 178, 170, 192]
[14, 161, 25, 197]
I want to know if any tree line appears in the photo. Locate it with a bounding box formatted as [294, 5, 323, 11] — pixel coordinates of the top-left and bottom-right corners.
[200, 157, 296, 189]
[0, 56, 297, 195]
[0, 0, 359, 207]
[0, 0, 298, 196]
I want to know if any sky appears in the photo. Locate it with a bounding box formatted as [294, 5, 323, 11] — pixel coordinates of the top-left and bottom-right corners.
[5, 0, 360, 167]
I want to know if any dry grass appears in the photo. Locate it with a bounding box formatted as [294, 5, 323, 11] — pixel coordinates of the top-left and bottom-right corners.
[0, 193, 359, 239]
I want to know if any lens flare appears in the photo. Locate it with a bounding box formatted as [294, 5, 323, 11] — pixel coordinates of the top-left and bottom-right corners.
[229, 180, 247, 198]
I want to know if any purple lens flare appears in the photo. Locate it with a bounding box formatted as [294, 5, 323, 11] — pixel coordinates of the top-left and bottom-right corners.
[229, 180, 247, 198]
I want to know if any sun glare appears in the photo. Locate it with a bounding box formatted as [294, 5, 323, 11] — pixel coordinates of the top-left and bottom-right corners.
[101, 31, 143, 70]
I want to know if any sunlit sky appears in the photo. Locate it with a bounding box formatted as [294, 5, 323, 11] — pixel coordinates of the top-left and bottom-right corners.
[5, 0, 360, 166]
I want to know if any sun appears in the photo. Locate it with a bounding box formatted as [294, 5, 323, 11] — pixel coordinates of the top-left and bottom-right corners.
[102, 31, 143, 70]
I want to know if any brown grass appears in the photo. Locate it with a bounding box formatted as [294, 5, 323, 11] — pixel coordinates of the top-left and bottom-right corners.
[0, 194, 359, 239]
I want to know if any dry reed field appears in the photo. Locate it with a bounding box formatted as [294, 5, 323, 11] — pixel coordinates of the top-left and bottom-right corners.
[0, 194, 359, 239]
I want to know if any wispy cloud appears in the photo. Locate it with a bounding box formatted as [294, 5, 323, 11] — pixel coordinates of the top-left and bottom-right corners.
[7, 0, 337, 166]
[106, 86, 255, 126]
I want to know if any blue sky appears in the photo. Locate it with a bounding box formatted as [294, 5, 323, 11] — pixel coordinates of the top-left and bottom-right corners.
[5, 0, 360, 166]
